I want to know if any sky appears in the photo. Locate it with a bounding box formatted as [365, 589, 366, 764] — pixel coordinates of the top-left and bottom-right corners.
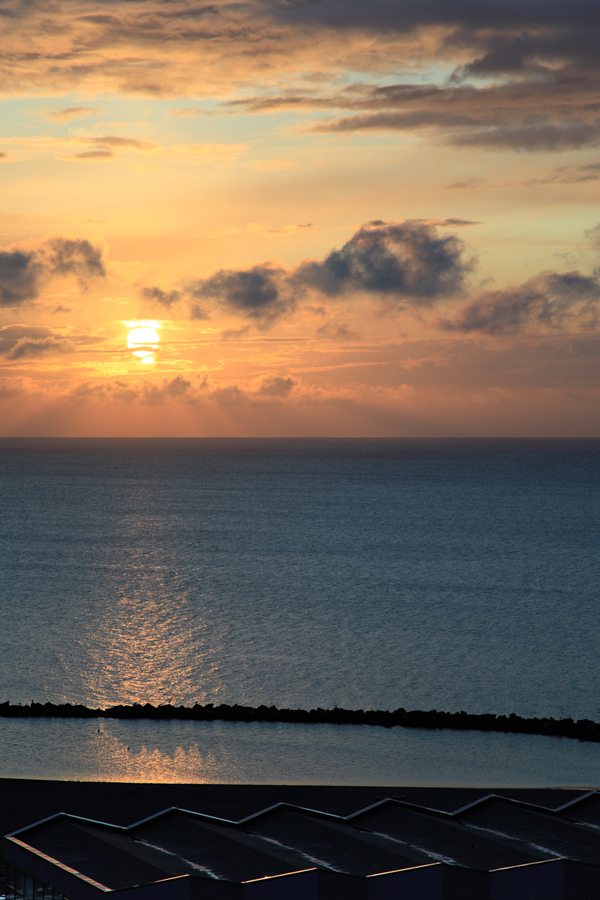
[1, 0, 599, 436]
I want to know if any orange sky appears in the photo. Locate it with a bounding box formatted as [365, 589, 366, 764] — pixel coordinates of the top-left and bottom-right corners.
[1, 0, 599, 436]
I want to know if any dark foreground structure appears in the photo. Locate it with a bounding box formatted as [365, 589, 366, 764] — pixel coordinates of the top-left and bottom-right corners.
[6, 790, 600, 899]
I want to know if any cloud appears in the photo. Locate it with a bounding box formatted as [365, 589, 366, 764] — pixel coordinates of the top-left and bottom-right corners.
[525, 163, 600, 185]
[585, 223, 600, 248]
[317, 323, 360, 340]
[0, 377, 23, 398]
[54, 136, 158, 161]
[256, 374, 296, 396]
[65, 149, 114, 161]
[47, 106, 101, 122]
[0, 0, 595, 104]
[7, 336, 70, 360]
[293, 220, 472, 304]
[153, 219, 473, 325]
[0, 325, 70, 359]
[44, 237, 106, 282]
[71, 375, 196, 405]
[210, 384, 248, 407]
[310, 104, 600, 152]
[447, 178, 486, 191]
[439, 271, 600, 335]
[190, 264, 291, 323]
[211, 376, 297, 405]
[142, 375, 193, 405]
[87, 136, 156, 151]
[0, 237, 105, 307]
[2, 0, 600, 160]
[436, 218, 482, 228]
[448, 120, 600, 152]
[266, 0, 600, 34]
[2, 133, 248, 165]
[140, 286, 184, 308]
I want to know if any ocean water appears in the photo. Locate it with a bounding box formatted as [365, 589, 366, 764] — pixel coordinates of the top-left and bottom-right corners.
[1, 437, 599, 784]
[3, 718, 600, 787]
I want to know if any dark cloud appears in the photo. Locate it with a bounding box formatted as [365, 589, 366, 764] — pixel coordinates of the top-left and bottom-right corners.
[294, 220, 472, 304]
[141, 286, 184, 308]
[158, 220, 473, 325]
[189, 303, 210, 320]
[229, 31, 600, 153]
[3, 0, 600, 158]
[169, 220, 470, 325]
[210, 376, 296, 405]
[211, 384, 248, 406]
[0, 237, 105, 307]
[267, 0, 600, 34]
[142, 375, 193, 405]
[44, 237, 105, 281]
[439, 271, 600, 335]
[221, 325, 251, 339]
[7, 336, 69, 360]
[0, 250, 42, 306]
[449, 120, 600, 152]
[257, 374, 296, 396]
[438, 218, 482, 227]
[310, 109, 478, 134]
[70, 376, 197, 405]
[317, 323, 360, 340]
[310, 104, 600, 152]
[189, 264, 290, 323]
[0, 325, 70, 359]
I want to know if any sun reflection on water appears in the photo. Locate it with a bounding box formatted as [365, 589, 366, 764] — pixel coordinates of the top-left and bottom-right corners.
[88, 727, 224, 783]
[71, 494, 227, 709]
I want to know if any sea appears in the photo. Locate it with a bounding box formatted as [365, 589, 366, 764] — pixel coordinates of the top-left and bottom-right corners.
[1, 437, 599, 785]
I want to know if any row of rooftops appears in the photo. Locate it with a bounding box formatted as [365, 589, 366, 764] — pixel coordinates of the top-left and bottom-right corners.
[6, 789, 600, 899]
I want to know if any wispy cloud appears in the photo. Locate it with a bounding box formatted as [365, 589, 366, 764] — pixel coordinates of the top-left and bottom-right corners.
[0, 134, 249, 165]
[46, 106, 101, 123]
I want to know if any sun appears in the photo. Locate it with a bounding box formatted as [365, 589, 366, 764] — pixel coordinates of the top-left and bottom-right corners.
[127, 322, 160, 363]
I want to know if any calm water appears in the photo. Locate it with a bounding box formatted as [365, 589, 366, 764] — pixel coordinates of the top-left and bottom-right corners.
[3, 718, 600, 787]
[0, 438, 599, 784]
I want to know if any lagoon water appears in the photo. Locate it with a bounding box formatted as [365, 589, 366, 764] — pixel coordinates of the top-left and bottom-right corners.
[1, 437, 599, 784]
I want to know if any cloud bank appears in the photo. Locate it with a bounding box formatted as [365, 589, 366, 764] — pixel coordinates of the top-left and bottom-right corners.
[1, 0, 600, 152]
[141, 218, 600, 337]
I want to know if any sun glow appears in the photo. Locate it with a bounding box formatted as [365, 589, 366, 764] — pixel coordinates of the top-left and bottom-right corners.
[127, 322, 160, 361]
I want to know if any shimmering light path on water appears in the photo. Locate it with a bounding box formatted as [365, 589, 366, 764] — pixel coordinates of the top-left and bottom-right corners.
[1, 438, 599, 724]
[1, 719, 600, 787]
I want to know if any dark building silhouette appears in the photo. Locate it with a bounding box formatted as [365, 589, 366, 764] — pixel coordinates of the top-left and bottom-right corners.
[6, 792, 600, 898]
